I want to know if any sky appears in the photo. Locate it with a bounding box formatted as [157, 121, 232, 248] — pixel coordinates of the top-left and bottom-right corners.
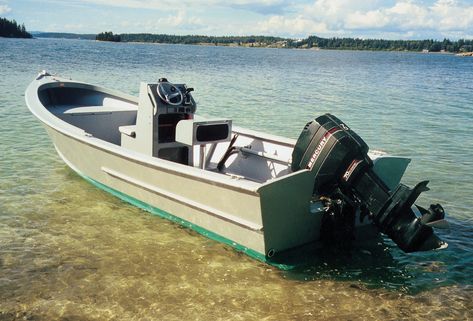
[1, 0, 473, 40]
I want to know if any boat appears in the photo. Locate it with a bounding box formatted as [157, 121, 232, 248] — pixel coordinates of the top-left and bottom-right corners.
[25, 71, 448, 265]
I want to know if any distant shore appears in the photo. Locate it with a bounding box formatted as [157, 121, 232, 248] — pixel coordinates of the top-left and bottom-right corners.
[94, 39, 468, 55]
[34, 32, 473, 54]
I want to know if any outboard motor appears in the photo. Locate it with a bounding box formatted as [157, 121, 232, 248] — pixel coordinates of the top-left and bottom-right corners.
[292, 114, 447, 252]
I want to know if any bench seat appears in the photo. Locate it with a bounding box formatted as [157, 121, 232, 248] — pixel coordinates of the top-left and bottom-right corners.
[49, 104, 137, 116]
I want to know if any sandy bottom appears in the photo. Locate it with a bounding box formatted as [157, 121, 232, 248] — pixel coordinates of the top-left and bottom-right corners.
[1, 171, 471, 321]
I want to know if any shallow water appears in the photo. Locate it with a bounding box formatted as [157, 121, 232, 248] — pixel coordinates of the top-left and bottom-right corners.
[1, 38, 473, 320]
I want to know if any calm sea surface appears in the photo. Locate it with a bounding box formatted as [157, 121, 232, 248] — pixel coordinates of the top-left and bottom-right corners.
[1, 38, 472, 320]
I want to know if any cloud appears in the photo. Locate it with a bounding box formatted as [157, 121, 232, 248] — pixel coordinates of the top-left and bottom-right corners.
[77, 0, 291, 13]
[116, 10, 205, 33]
[225, 0, 290, 15]
[19, 0, 473, 39]
[345, 10, 390, 29]
[346, 0, 473, 33]
[257, 0, 473, 38]
[431, 0, 473, 31]
[0, 4, 11, 14]
[157, 10, 204, 30]
[257, 15, 328, 36]
[76, 0, 168, 10]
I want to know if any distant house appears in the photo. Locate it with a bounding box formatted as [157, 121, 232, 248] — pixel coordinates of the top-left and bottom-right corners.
[422, 49, 429, 53]
[275, 40, 287, 47]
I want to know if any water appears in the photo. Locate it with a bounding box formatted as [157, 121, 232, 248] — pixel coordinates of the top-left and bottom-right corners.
[1, 38, 472, 320]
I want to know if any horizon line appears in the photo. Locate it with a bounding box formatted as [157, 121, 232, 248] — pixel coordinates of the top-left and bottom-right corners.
[31, 31, 473, 42]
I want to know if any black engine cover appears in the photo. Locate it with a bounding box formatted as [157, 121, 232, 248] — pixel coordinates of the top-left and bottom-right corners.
[292, 114, 370, 195]
[292, 114, 445, 253]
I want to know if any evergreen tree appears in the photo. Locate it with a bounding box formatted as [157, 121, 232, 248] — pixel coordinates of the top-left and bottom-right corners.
[96, 31, 121, 42]
[0, 17, 32, 38]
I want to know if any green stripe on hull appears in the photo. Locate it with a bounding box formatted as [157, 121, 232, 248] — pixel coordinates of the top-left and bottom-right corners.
[80, 174, 294, 270]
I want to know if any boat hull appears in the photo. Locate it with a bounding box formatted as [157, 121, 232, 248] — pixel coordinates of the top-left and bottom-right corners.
[44, 123, 327, 262]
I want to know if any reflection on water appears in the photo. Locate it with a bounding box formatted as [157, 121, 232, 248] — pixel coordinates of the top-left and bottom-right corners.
[1, 38, 473, 319]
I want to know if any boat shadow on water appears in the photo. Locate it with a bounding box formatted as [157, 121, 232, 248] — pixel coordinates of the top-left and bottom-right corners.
[273, 217, 473, 294]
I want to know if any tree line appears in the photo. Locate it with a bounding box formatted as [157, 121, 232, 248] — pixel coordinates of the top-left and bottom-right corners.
[118, 33, 285, 45]
[298, 36, 473, 53]
[30, 29, 465, 53]
[0, 17, 32, 38]
[2, 21, 471, 53]
[94, 31, 473, 53]
[96, 31, 121, 42]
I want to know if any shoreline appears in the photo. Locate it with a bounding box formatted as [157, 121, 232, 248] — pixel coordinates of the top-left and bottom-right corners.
[35, 37, 470, 55]
[34, 31, 473, 54]
[96, 39, 462, 54]
[456, 52, 473, 56]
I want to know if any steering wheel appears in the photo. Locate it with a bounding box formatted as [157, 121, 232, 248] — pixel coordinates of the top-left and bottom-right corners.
[157, 80, 184, 106]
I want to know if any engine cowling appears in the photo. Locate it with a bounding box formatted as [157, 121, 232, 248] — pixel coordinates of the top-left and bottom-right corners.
[292, 114, 447, 252]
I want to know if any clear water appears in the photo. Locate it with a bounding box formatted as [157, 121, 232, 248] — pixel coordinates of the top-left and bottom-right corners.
[1, 38, 472, 320]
